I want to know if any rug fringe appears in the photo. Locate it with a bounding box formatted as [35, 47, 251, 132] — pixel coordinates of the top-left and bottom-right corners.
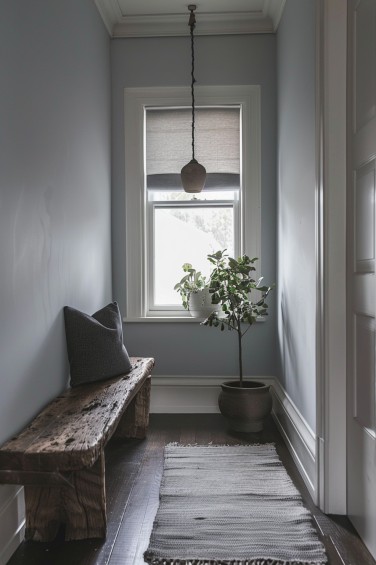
[144, 556, 327, 565]
[165, 442, 277, 448]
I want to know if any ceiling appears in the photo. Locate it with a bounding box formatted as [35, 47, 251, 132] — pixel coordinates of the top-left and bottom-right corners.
[94, 0, 286, 38]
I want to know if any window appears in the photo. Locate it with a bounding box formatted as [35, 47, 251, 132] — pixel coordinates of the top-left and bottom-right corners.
[124, 86, 261, 320]
[146, 107, 240, 312]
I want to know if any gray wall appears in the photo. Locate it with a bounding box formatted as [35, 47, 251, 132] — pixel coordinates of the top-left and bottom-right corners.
[276, 0, 317, 429]
[111, 35, 277, 377]
[0, 0, 112, 445]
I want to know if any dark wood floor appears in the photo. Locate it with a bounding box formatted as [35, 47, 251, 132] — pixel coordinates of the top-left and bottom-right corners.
[7, 414, 376, 565]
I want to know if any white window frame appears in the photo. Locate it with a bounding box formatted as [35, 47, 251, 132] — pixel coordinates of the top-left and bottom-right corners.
[124, 85, 261, 321]
[148, 198, 241, 316]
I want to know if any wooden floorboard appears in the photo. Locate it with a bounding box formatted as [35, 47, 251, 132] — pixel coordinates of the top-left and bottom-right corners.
[6, 414, 376, 565]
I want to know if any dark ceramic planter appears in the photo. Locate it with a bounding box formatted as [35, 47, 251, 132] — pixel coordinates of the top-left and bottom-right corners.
[218, 380, 273, 432]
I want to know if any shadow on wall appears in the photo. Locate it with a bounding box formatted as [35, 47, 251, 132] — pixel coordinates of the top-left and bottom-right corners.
[0, 311, 70, 443]
[278, 290, 299, 390]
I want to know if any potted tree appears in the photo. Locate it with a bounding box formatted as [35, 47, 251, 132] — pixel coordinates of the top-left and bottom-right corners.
[203, 250, 274, 432]
[174, 263, 219, 318]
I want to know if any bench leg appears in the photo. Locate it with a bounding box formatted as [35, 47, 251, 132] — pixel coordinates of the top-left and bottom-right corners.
[24, 484, 62, 541]
[63, 451, 106, 541]
[115, 376, 151, 439]
[24, 452, 106, 542]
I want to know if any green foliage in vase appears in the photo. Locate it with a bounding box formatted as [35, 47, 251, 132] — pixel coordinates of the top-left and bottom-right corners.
[174, 263, 207, 310]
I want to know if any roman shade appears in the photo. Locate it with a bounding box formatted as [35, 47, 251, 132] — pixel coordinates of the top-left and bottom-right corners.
[146, 107, 240, 191]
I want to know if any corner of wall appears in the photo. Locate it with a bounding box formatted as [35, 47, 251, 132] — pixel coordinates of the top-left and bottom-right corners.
[0, 486, 25, 565]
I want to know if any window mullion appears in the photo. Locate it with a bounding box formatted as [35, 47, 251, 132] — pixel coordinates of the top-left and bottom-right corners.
[152, 200, 233, 209]
[146, 200, 155, 316]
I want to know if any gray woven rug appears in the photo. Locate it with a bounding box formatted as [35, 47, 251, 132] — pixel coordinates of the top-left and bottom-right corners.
[144, 444, 327, 565]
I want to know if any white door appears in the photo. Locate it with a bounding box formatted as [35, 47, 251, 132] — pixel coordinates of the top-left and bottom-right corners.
[347, 0, 376, 559]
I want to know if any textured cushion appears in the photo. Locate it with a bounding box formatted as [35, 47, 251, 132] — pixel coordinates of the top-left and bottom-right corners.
[64, 302, 132, 387]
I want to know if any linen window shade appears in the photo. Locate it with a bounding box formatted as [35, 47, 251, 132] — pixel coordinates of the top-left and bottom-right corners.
[146, 107, 240, 191]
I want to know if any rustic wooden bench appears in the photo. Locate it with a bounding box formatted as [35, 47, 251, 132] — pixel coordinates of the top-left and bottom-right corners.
[0, 356, 154, 542]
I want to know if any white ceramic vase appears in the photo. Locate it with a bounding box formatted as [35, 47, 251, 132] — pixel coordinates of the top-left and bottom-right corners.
[188, 288, 219, 318]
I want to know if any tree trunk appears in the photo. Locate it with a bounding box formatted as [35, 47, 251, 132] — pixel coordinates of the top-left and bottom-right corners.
[237, 322, 243, 387]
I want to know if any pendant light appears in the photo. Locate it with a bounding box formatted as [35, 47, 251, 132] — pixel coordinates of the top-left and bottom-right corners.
[181, 4, 206, 193]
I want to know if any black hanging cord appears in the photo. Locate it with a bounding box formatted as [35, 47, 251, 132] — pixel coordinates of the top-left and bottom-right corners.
[188, 5, 196, 161]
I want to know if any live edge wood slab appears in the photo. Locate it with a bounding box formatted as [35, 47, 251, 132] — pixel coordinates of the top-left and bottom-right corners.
[0, 356, 154, 542]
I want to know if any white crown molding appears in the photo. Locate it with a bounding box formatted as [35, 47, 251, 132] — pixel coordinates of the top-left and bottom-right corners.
[112, 13, 274, 38]
[93, 0, 120, 36]
[264, 0, 286, 31]
[94, 0, 286, 38]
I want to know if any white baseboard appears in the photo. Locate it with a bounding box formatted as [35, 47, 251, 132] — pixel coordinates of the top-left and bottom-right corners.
[270, 380, 317, 503]
[151, 375, 317, 502]
[0, 485, 25, 565]
[150, 375, 275, 413]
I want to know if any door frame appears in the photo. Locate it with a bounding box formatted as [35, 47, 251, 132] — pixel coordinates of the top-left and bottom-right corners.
[316, 0, 347, 514]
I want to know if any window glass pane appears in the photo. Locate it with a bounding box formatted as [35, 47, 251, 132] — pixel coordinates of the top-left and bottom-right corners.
[154, 206, 234, 306]
[149, 190, 237, 202]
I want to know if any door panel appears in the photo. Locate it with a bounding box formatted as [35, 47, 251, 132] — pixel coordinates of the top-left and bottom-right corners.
[347, 0, 376, 558]
[354, 160, 376, 272]
[354, 0, 376, 132]
[354, 313, 375, 432]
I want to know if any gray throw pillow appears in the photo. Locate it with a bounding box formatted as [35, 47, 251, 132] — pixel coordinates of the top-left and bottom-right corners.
[64, 302, 132, 387]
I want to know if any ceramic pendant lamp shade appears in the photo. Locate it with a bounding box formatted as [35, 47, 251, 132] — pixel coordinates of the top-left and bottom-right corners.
[181, 159, 206, 193]
[181, 5, 206, 193]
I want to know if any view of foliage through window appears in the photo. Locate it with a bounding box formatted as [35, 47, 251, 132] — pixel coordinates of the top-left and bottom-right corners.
[153, 201, 235, 305]
[151, 190, 236, 257]
[169, 208, 233, 251]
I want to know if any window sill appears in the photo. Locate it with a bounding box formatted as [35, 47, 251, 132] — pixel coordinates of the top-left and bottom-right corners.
[123, 316, 266, 323]
[123, 316, 205, 323]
